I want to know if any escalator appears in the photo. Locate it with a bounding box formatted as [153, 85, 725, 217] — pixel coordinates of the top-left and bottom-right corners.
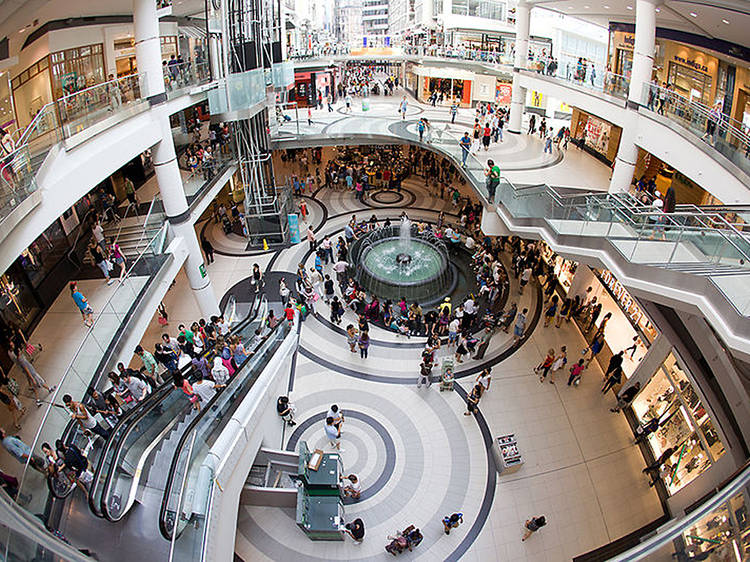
[74, 295, 266, 522]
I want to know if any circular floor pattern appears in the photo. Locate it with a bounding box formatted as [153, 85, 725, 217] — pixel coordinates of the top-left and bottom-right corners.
[368, 189, 405, 205]
[236, 383, 486, 561]
[337, 101, 424, 118]
[285, 410, 396, 504]
[362, 187, 417, 209]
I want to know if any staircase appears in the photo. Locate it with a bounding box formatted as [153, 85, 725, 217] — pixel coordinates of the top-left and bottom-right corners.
[104, 212, 164, 260]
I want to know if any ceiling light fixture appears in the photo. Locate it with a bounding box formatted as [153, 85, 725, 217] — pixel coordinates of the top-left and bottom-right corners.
[655, 7, 660, 12]
[603, 4, 610, 8]
[626, 5, 633, 10]
[689, 11, 697, 17]
[722, 18, 729, 24]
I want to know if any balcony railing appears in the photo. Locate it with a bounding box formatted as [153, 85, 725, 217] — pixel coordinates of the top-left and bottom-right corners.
[11, 223, 170, 524]
[56, 73, 148, 140]
[641, 83, 750, 177]
[163, 61, 211, 99]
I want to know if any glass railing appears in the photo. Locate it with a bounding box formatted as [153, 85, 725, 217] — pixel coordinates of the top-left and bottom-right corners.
[56, 73, 148, 140]
[0, 143, 41, 224]
[162, 313, 290, 562]
[182, 143, 237, 201]
[11, 223, 170, 521]
[272, 61, 294, 90]
[519, 64, 630, 100]
[88, 294, 260, 520]
[641, 83, 750, 177]
[100, 315, 263, 522]
[403, 45, 514, 65]
[0, 489, 92, 562]
[611, 463, 750, 561]
[163, 62, 211, 99]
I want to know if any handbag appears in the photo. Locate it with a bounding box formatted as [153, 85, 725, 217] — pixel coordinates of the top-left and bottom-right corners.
[104, 259, 114, 272]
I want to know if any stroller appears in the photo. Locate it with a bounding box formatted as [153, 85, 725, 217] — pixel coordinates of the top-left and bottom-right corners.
[385, 525, 423, 555]
[440, 359, 455, 392]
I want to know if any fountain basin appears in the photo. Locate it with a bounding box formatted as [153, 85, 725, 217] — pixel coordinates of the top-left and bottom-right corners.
[349, 225, 453, 303]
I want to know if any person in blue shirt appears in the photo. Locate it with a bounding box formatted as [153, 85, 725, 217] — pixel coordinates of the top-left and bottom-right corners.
[69, 281, 94, 327]
[442, 512, 463, 534]
[0, 429, 32, 465]
[450, 103, 458, 124]
[459, 133, 472, 167]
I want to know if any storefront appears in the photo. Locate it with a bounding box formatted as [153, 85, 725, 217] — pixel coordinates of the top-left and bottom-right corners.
[631, 350, 726, 496]
[570, 108, 622, 165]
[415, 65, 473, 106]
[609, 30, 634, 79]
[113, 35, 178, 77]
[495, 81, 512, 105]
[676, 491, 749, 560]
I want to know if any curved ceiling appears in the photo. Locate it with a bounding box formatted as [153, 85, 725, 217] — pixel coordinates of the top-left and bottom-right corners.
[528, 0, 750, 49]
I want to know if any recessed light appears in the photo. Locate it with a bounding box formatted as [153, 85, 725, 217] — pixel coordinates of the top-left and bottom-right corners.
[584, 5, 590, 8]
[689, 12, 697, 17]
[722, 18, 729, 24]
[655, 7, 660, 12]
[18, 28, 24, 33]
[626, 5, 633, 10]
[603, 4, 610, 8]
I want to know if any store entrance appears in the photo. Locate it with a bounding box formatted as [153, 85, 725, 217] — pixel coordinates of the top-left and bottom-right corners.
[667, 62, 712, 104]
[116, 56, 138, 77]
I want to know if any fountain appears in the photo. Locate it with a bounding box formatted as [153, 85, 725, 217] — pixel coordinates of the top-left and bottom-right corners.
[348, 218, 453, 303]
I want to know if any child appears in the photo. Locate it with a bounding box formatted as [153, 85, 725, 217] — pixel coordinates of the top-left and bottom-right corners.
[568, 359, 585, 387]
[442, 512, 463, 535]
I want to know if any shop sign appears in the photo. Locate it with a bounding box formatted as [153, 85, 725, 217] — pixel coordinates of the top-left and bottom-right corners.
[673, 55, 709, 74]
[496, 83, 512, 104]
[614, 32, 635, 51]
[596, 269, 656, 341]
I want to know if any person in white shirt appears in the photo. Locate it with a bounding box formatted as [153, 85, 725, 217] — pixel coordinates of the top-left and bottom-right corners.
[122, 373, 149, 401]
[519, 267, 532, 295]
[465, 236, 476, 250]
[327, 404, 344, 436]
[192, 371, 224, 407]
[476, 368, 492, 392]
[92, 220, 106, 253]
[211, 357, 230, 385]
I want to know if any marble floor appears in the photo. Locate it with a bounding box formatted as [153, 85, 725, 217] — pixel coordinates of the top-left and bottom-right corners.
[229, 157, 664, 561]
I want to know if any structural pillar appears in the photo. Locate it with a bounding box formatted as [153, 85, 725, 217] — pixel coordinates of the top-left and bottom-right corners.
[508, 0, 530, 134]
[133, 0, 166, 100]
[609, 0, 656, 193]
[134, 0, 220, 317]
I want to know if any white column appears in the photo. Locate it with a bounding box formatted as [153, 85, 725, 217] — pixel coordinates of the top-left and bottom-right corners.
[152, 115, 221, 317]
[610, 0, 655, 193]
[508, 1, 530, 134]
[480, 207, 511, 237]
[627, 0, 657, 105]
[133, 0, 166, 99]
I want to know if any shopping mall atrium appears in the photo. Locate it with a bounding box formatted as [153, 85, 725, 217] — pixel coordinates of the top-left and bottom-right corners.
[0, 0, 749, 560]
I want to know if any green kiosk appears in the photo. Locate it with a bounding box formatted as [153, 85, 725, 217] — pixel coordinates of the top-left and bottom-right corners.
[295, 441, 345, 541]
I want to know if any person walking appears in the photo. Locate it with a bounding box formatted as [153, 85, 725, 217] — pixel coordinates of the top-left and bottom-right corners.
[201, 237, 215, 264]
[567, 358, 585, 386]
[464, 383, 483, 416]
[277, 396, 296, 426]
[485, 159, 500, 204]
[521, 515, 547, 541]
[0, 429, 36, 467]
[417, 360, 432, 388]
[89, 241, 114, 285]
[70, 282, 94, 327]
[327, 404, 345, 436]
[325, 416, 341, 450]
[536, 348, 555, 383]
[549, 346, 566, 384]
[601, 366, 623, 395]
[8, 341, 54, 406]
[344, 518, 364, 542]
[450, 102, 458, 124]
[358, 330, 370, 359]
[459, 132, 472, 167]
[251, 263, 264, 294]
[476, 368, 492, 392]
[399, 96, 408, 119]
[512, 308, 528, 344]
[611, 382, 641, 413]
[442, 512, 463, 535]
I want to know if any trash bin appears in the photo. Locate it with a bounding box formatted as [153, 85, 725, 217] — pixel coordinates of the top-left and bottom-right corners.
[491, 434, 523, 474]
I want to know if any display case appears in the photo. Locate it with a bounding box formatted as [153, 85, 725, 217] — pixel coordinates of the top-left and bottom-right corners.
[632, 351, 725, 495]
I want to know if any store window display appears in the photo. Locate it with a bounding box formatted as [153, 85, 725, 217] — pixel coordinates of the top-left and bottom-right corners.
[631, 351, 725, 495]
[679, 492, 749, 560]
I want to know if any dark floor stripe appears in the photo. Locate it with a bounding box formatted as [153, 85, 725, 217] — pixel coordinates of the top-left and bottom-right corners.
[287, 320, 302, 393]
[284, 410, 396, 502]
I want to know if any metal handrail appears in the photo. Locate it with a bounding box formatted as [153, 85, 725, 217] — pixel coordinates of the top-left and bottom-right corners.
[57, 72, 141, 105]
[611, 463, 750, 561]
[113, 202, 136, 246]
[15, 222, 171, 505]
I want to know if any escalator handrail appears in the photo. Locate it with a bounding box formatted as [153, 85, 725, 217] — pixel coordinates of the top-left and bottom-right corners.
[158, 304, 282, 541]
[88, 293, 264, 519]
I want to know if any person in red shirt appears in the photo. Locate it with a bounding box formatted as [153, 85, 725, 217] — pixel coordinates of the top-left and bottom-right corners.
[284, 304, 295, 322]
[482, 124, 492, 151]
